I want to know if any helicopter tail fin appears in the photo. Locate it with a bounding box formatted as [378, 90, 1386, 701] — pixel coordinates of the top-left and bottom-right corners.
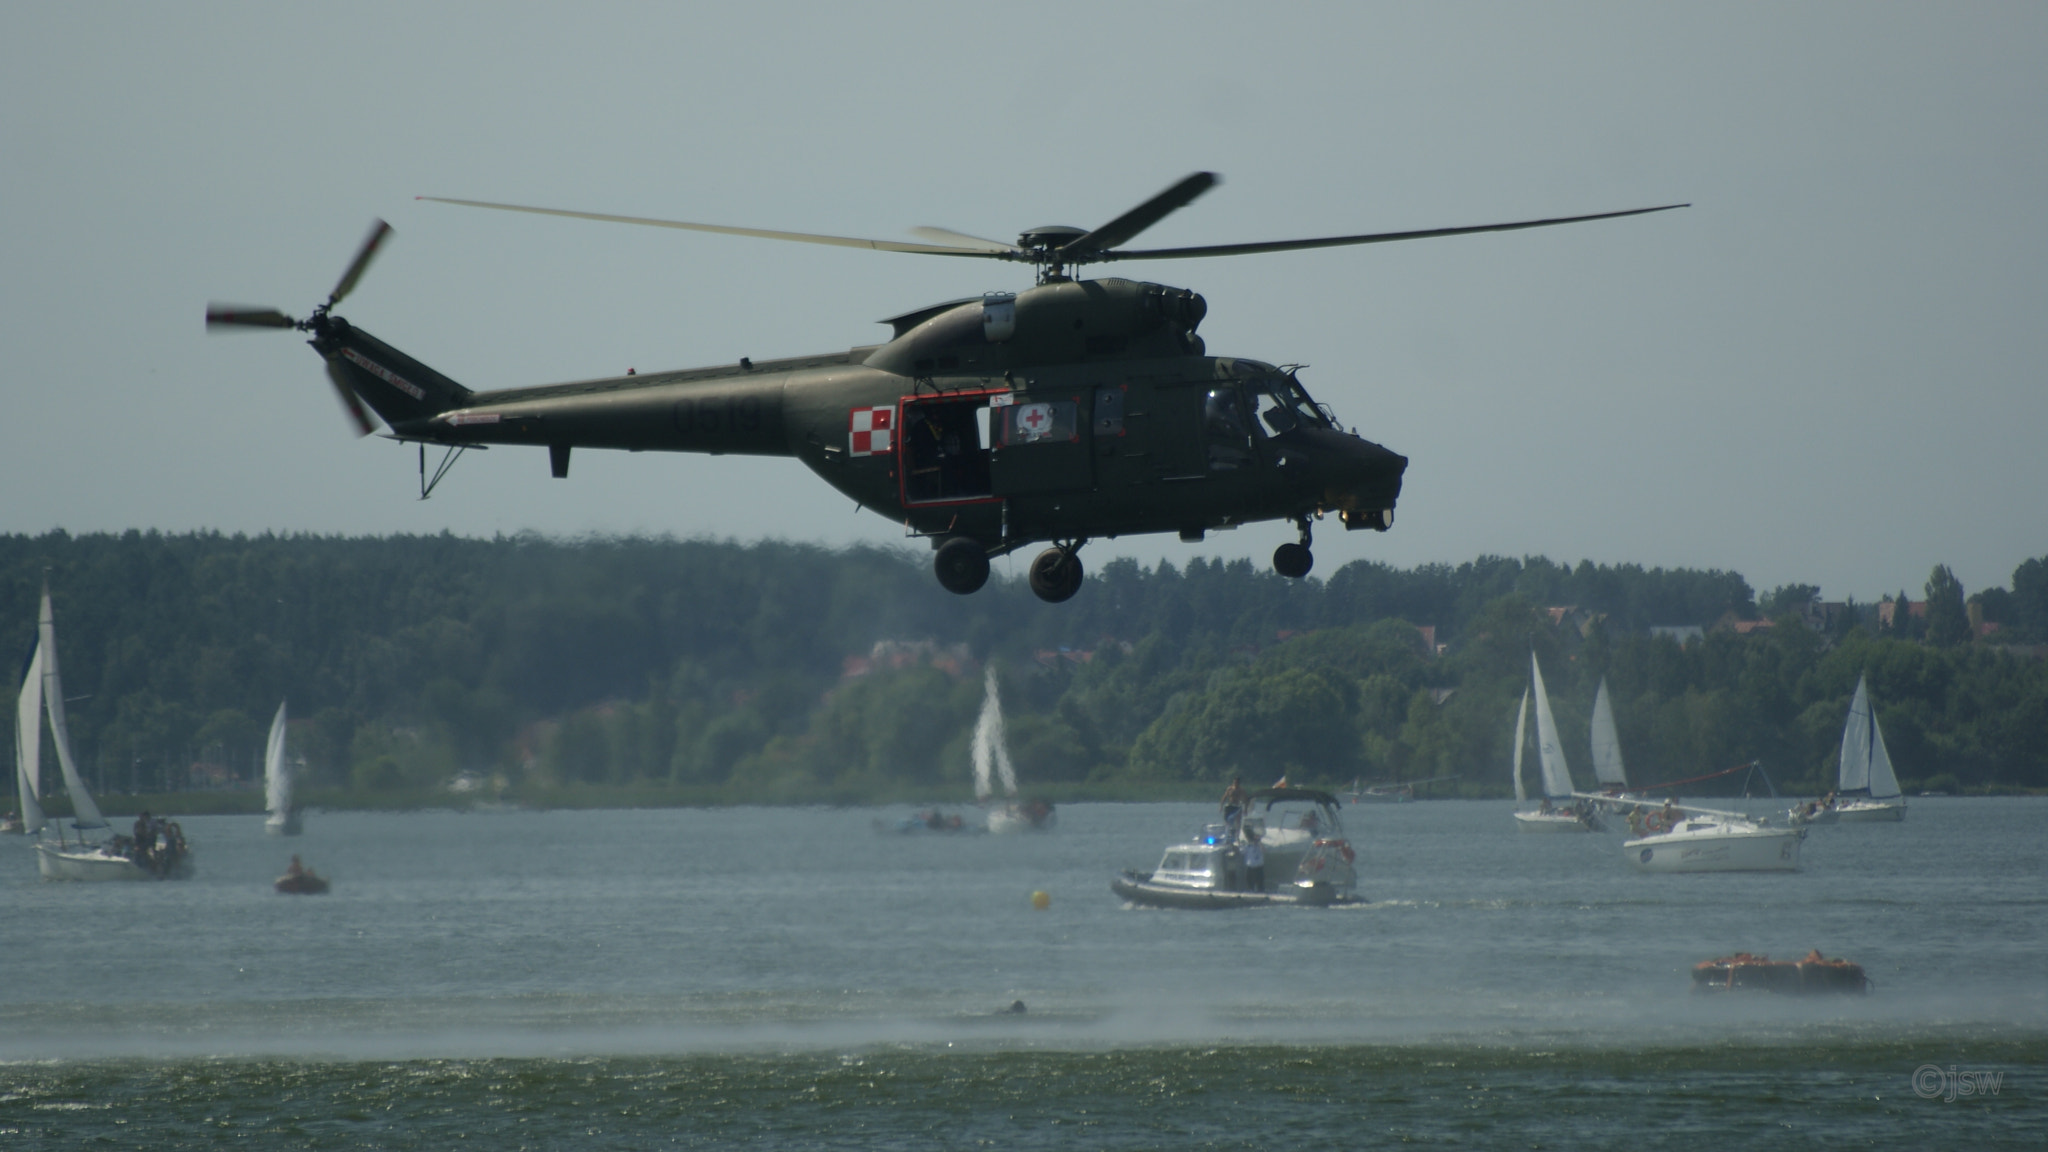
[312, 320, 473, 431]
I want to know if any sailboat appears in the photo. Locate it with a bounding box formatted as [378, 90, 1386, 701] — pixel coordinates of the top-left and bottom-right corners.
[263, 700, 302, 835]
[1513, 654, 1603, 832]
[1798, 675, 1905, 824]
[975, 666, 1054, 833]
[22, 584, 192, 880]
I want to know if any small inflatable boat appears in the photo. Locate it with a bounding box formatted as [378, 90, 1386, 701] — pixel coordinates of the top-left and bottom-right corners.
[1691, 951, 1866, 994]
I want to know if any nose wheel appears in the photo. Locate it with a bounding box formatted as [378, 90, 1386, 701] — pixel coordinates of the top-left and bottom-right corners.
[1273, 517, 1314, 579]
[1028, 540, 1087, 602]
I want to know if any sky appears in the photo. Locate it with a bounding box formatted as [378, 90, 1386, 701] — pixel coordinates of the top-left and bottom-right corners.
[3, 3, 2043, 604]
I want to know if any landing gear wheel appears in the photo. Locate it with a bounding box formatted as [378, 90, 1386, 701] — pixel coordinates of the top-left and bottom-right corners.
[934, 537, 990, 595]
[1273, 542, 1313, 579]
[1028, 547, 1085, 603]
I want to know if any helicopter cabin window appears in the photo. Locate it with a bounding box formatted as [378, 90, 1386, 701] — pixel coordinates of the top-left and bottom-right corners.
[1251, 376, 1328, 436]
[997, 399, 1079, 446]
[1204, 386, 1254, 471]
[901, 395, 992, 503]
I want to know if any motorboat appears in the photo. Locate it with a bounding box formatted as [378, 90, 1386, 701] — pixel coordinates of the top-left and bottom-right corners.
[274, 856, 329, 894]
[1112, 787, 1362, 908]
[17, 582, 194, 881]
[1342, 776, 1451, 804]
[1512, 657, 1604, 832]
[1615, 803, 1804, 872]
[874, 809, 978, 834]
[1347, 780, 1412, 804]
[1790, 675, 1905, 824]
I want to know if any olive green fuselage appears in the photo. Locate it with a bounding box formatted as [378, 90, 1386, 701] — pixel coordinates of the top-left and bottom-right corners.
[333, 276, 1406, 553]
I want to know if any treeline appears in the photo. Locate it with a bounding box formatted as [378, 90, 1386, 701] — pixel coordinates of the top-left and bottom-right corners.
[4, 530, 2044, 803]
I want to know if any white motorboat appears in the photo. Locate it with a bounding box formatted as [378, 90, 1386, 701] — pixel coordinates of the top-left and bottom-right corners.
[1621, 808, 1804, 872]
[972, 666, 1055, 833]
[1513, 656, 1603, 832]
[263, 700, 303, 836]
[1790, 675, 1906, 825]
[1113, 788, 1361, 908]
[17, 583, 192, 881]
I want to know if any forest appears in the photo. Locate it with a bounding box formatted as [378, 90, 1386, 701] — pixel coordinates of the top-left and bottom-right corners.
[5, 530, 2045, 808]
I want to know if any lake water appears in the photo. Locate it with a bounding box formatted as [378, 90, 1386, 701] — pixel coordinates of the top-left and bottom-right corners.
[3, 798, 2041, 1147]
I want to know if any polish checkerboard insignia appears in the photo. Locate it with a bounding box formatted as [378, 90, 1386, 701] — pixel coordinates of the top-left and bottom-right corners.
[849, 406, 894, 456]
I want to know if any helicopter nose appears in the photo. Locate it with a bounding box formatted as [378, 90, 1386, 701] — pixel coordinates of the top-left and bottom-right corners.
[1333, 436, 1406, 530]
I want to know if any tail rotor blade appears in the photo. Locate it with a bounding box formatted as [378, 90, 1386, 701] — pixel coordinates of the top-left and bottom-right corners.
[327, 219, 393, 308]
[324, 360, 379, 437]
[206, 305, 298, 330]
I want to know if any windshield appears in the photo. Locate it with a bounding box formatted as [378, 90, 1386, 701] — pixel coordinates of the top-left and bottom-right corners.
[1250, 374, 1330, 435]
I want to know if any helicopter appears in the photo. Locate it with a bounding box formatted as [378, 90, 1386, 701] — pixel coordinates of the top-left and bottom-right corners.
[208, 173, 1682, 602]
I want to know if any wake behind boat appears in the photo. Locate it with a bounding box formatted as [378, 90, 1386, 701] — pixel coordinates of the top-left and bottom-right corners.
[1113, 787, 1362, 908]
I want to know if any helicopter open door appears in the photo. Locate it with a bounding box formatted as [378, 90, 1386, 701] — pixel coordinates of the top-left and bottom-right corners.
[899, 392, 995, 505]
[990, 391, 1093, 496]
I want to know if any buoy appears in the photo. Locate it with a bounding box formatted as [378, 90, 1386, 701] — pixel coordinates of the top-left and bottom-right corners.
[1030, 890, 1051, 910]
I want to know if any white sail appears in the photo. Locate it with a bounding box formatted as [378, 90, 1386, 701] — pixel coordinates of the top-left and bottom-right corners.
[263, 700, 291, 822]
[1511, 687, 1529, 803]
[1530, 654, 1574, 799]
[15, 641, 45, 834]
[971, 666, 1015, 800]
[1867, 710, 1901, 799]
[39, 588, 106, 830]
[1836, 676, 1874, 794]
[1589, 677, 1628, 788]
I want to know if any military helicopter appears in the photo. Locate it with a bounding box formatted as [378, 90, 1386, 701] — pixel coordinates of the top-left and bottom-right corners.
[208, 174, 1681, 602]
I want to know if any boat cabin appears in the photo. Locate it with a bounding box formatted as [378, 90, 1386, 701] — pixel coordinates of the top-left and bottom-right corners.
[1152, 842, 1231, 890]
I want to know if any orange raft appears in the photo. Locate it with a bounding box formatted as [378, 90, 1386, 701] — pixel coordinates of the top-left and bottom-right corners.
[1691, 950, 1867, 994]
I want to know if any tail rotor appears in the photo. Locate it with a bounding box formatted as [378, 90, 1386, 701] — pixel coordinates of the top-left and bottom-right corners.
[206, 220, 394, 436]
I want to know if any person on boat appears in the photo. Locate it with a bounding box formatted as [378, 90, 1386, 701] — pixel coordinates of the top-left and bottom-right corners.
[1537, 797, 1553, 814]
[1242, 830, 1266, 893]
[1221, 777, 1248, 837]
[286, 854, 307, 879]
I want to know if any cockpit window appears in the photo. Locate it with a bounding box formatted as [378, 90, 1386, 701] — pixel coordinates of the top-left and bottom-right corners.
[1252, 375, 1329, 435]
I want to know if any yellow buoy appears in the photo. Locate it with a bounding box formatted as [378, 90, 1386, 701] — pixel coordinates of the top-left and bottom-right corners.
[1030, 890, 1051, 910]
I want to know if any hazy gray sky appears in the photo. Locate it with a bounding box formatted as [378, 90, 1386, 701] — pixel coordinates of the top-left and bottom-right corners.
[4, 3, 2042, 603]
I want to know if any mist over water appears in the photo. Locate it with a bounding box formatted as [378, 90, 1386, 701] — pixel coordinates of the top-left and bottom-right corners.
[4, 799, 2043, 1059]
[3, 800, 2043, 1145]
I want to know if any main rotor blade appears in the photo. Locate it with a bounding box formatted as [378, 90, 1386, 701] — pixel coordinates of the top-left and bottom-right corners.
[908, 225, 1017, 253]
[324, 360, 378, 437]
[1062, 172, 1219, 255]
[205, 305, 298, 330]
[328, 219, 393, 308]
[1100, 203, 1689, 262]
[420, 197, 1011, 258]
